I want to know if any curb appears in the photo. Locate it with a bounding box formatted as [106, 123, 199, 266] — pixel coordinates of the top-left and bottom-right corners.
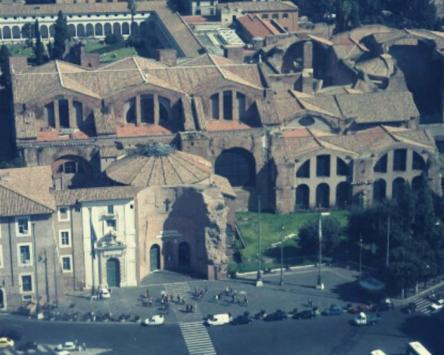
[237, 263, 318, 277]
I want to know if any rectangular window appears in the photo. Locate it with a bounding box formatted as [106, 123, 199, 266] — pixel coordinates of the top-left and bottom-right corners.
[61, 256, 72, 272]
[393, 149, 407, 171]
[58, 207, 70, 222]
[223, 91, 233, 120]
[106, 219, 117, 231]
[16, 217, 30, 236]
[107, 205, 114, 215]
[21, 274, 33, 292]
[262, 14, 269, 19]
[272, 13, 279, 19]
[59, 230, 71, 247]
[283, 13, 289, 18]
[316, 155, 331, 177]
[18, 244, 32, 266]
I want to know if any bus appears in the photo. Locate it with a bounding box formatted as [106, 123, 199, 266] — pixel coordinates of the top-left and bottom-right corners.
[406, 341, 432, 355]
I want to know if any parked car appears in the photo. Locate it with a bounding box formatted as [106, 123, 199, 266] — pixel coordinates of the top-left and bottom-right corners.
[99, 287, 111, 299]
[253, 310, 267, 320]
[264, 310, 288, 322]
[294, 310, 313, 320]
[0, 337, 14, 349]
[16, 341, 38, 351]
[231, 312, 252, 325]
[55, 342, 77, 351]
[428, 302, 443, 313]
[205, 313, 232, 326]
[142, 314, 165, 326]
[322, 304, 344, 316]
[377, 298, 394, 311]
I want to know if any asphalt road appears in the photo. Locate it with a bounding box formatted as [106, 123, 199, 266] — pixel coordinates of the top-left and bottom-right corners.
[1, 309, 443, 355]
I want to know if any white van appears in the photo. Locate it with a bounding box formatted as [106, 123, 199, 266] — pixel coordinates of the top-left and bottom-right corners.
[205, 313, 232, 326]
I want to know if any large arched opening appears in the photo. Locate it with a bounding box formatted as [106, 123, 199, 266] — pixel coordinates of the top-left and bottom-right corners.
[215, 148, 256, 187]
[316, 183, 330, 208]
[295, 184, 309, 210]
[336, 181, 351, 208]
[373, 179, 386, 202]
[150, 244, 160, 271]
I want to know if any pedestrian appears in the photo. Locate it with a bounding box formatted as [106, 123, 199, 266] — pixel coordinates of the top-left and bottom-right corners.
[145, 289, 150, 299]
[231, 294, 235, 304]
[215, 294, 219, 302]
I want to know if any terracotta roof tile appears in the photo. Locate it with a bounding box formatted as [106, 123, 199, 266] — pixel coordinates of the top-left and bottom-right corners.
[116, 124, 172, 137]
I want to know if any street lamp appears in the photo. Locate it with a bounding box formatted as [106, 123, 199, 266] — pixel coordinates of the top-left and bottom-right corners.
[280, 225, 285, 286]
[317, 212, 330, 290]
[256, 195, 263, 287]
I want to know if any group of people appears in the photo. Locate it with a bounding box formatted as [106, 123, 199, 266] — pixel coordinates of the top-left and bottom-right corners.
[214, 286, 248, 306]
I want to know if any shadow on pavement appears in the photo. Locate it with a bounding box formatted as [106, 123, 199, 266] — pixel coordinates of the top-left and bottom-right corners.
[330, 280, 367, 303]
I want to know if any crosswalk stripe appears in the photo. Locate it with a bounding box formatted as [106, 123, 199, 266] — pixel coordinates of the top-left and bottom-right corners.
[180, 321, 217, 355]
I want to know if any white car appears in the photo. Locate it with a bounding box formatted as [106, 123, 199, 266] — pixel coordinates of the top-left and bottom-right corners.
[53, 351, 71, 355]
[99, 288, 111, 299]
[55, 342, 77, 351]
[142, 314, 165, 326]
[429, 303, 443, 312]
[205, 313, 232, 326]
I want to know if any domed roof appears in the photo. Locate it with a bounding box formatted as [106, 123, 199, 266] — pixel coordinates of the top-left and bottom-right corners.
[106, 145, 213, 187]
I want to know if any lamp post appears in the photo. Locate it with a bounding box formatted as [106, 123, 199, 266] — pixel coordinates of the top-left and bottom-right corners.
[256, 195, 263, 287]
[359, 236, 363, 281]
[280, 225, 285, 286]
[317, 212, 330, 290]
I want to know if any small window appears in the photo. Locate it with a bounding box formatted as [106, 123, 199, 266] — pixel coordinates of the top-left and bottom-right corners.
[106, 219, 117, 231]
[19, 244, 32, 266]
[21, 274, 33, 292]
[16, 217, 30, 236]
[283, 13, 289, 18]
[272, 13, 279, 19]
[59, 230, 71, 247]
[58, 207, 70, 222]
[262, 14, 269, 19]
[61, 256, 72, 272]
[107, 205, 114, 215]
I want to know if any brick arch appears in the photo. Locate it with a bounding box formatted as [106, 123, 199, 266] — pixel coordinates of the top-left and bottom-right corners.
[52, 154, 94, 188]
[215, 147, 256, 187]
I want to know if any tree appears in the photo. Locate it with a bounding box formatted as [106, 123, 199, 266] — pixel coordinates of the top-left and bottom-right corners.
[412, 174, 436, 239]
[298, 216, 343, 256]
[21, 23, 35, 46]
[33, 20, 47, 65]
[0, 45, 11, 89]
[127, 0, 137, 38]
[52, 11, 71, 60]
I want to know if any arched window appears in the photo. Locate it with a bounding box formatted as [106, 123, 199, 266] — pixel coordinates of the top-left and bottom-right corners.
[140, 94, 154, 124]
[40, 25, 49, 39]
[236, 92, 247, 120]
[3, 27, 11, 39]
[215, 148, 256, 187]
[122, 22, 130, 35]
[392, 177, 405, 200]
[316, 183, 330, 208]
[411, 175, 422, 191]
[299, 116, 315, 126]
[296, 160, 310, 178]
[12, 26, 20, 39]
[336, 182, 351, 208]
[374, 154, 387, 173]
[113, 22, 121, 35]
[68, 24, 76, 37]
[95, 23, 103, 36]
[77, 24, 85, 38]
[131, 22, 139, 35]
[86, 23, 94, 37]
[49, 25, 55, 37]
[316, 155, 330, 177]
[150, 244, 160, 271]
[373, 179, 386, 202]
[159, 96, 171, 127]
[295, 184, 309, 210]
[104, 23, 112, 36]
[125, 98, 136, 124]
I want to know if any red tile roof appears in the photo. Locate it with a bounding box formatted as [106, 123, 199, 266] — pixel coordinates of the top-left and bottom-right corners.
[206, 120, 251, 132]
[237, 14, 282, 38]
[116, 124, 172, 137]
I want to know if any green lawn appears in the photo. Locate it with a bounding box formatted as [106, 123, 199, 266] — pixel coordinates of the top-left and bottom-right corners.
[234, 210, 349, 272]
[84, 40, 137, 63]
[7, 43, 34, 57]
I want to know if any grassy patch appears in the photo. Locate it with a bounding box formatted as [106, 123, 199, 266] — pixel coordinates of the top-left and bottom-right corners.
[235, 210, 349, 272]
[7, 43, 34, 57]
[84, 40, 137, 63]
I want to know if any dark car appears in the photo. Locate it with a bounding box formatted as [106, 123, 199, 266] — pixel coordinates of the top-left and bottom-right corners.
[264, 310, 288, 322]
[254, 310, 267, 320]
[16, 341, 38, 351]
[294, 310, 313, 319]
[231, 312, 252, 325]
[322, 304, 344, 316]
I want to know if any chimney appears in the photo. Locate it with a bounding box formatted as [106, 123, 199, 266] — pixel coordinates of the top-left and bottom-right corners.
[80, 52, 100, 69]
[302, 40, 313, 69]
[157, 49, 177, 66]
[224, 46, 244, 63]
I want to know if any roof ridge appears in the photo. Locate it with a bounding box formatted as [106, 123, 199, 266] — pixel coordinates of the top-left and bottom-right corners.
[55, 60, 64, 87]
[132, 56, 148, 83]
[306, 128, 324, 148]
[0, 183, 54, 212]
[166, 155, 184, 185]
[380, 125, 400, 142]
